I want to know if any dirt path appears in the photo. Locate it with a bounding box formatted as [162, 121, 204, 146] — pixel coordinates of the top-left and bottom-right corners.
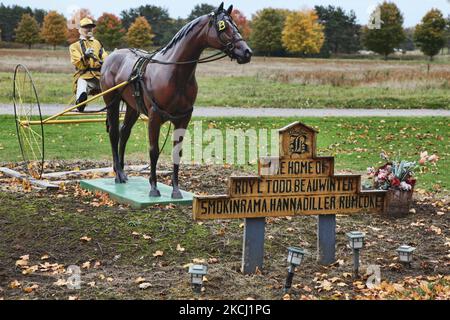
[1, 104, 449, 117]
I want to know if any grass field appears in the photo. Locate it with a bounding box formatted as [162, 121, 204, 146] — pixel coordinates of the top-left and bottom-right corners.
[0, 49, 449, 109]
[0, 116, 447, 192]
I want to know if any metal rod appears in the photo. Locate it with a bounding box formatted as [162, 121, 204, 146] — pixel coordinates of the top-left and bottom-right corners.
[283, 265, 295, 293]
[60, 112, 126, 117]
[353, 249, 360, 278]
[42, 81, 130, 124]
[22, 117, 148, 126]
[25, 118, 124, 125]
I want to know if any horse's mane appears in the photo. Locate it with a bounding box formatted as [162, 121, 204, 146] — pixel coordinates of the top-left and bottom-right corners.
[160, 16, 204, 55]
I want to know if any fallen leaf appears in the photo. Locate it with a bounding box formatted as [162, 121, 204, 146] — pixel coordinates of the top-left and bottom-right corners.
[139, 282, 152, 289]
[282, 294, 291, 300]
[16, 255, 30, 267]
[353, 281, 366, 290]
[430, 225, 442, 235]
[81, 261, 91, 269]
[208, 257, 219, 264]
[153, 250, 164, 257]
[53, 279, 68, 286]
[176, 244, 185, 252]
[316, 280, 333, 291]
[23, 284, 39, 293]
[202, 276, 208, 282]
[303, 285, 312, 292]
[93, 261, 101, 268]
[40, 254, 50, 260]
[106, 277, 114, 282]
[329, 277, 341, 283]
[393, 283, 405, 292]
[142, 234, 151, 240]
[80, 236, 92, 242]
[9, 280, 21, 289]
[68, 296, 78, 300]
[193, 258, 206, 264]
[135, 277, 146, 284]
[437, 211, 445, 216]
[22, 265, 39, 275]
[88, 281, 96, 287]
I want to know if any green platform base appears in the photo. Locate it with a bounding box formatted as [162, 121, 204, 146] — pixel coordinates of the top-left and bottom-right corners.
[80, 177, 194, 209]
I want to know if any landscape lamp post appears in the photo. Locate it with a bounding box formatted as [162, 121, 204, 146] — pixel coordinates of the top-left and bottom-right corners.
[188, 264, 207, 293]
[396, 245, 416, 267]
[284, 246, 305, 293]
[346, 231, 365, 278]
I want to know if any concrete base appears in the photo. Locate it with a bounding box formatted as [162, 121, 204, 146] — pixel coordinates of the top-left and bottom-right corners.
[80, 177, 194, 209]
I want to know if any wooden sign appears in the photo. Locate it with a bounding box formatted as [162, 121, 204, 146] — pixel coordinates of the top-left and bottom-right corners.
[193, 122, 386, 220]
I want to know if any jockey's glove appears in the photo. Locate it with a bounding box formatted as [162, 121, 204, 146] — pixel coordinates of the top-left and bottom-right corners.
[84, 48, 95, 59]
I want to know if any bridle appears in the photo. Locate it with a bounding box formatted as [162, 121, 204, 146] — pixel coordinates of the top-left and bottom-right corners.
[209, 10, 246, 60]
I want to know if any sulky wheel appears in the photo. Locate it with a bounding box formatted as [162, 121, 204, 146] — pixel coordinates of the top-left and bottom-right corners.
[13, 64, 45, 179]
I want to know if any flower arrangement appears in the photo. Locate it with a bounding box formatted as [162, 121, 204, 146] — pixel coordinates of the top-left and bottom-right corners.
[367, 151, 439, 191]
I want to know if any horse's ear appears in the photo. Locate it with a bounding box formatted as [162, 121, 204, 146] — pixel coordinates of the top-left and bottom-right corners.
[217, 2, 224, 13]
[227, 5, 233, 15]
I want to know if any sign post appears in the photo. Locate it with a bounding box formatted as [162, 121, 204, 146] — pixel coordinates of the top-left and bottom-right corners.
[242, 218, 266, 274]
[317, 215, 336, 265]
[193, 121, 386, 274]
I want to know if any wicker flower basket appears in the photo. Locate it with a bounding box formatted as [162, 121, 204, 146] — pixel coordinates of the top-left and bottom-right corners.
[382, 189, 413, 218]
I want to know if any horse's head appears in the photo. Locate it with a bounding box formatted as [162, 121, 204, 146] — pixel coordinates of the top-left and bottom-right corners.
[206, 2, 252, 64]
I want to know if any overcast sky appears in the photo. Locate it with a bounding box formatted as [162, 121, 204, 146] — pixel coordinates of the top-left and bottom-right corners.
[2, 0, 449, 27]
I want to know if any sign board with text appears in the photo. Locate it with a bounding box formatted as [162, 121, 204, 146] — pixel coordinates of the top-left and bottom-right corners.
[193, 122, 386, 220]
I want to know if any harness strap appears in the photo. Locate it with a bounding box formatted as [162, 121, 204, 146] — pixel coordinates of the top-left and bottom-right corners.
[131, 57, 151, 116]
[149, 93, 193, 122]
[129, 53, 194, 122]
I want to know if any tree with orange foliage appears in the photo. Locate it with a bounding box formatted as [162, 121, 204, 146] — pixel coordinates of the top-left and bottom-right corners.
[67, 8, 93, 44]
[41, 11, 67, 49]
[95, 13, 126, 49]
[126, 16, 154, 49]
[282, 9, 324, 55]
[231, 9, 250, 39]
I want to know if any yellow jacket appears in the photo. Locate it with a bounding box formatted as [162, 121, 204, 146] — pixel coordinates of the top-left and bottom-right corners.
[69, 37, 108, 91]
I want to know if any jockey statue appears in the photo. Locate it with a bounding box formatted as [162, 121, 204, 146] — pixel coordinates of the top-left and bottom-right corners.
[69, 17, 108, 112]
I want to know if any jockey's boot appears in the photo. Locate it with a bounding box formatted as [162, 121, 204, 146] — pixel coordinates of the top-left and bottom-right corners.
[76, 92, 88, 112]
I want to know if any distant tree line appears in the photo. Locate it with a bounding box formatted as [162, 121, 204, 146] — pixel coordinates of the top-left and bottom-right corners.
[0, 2, 449, 60]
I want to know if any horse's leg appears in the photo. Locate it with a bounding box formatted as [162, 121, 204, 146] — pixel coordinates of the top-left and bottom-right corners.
[105, 94, 127, 183]
[171, 116, 191, 199]
[148, 115, 162, 197]
[119, 104, 139, 171]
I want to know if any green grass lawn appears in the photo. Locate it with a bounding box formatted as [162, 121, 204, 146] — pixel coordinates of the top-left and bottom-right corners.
[1, 72, 449, 109]
[0, 115, 447, 192]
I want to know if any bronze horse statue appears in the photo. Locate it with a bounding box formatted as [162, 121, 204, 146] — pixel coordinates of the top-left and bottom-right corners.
[100, 3, 252, 199]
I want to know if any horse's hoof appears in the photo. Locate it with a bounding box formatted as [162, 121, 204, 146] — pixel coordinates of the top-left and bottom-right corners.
[114, 171, 128, 184]
[171, 190, 183, 199]
[149, 189, 161, 197]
